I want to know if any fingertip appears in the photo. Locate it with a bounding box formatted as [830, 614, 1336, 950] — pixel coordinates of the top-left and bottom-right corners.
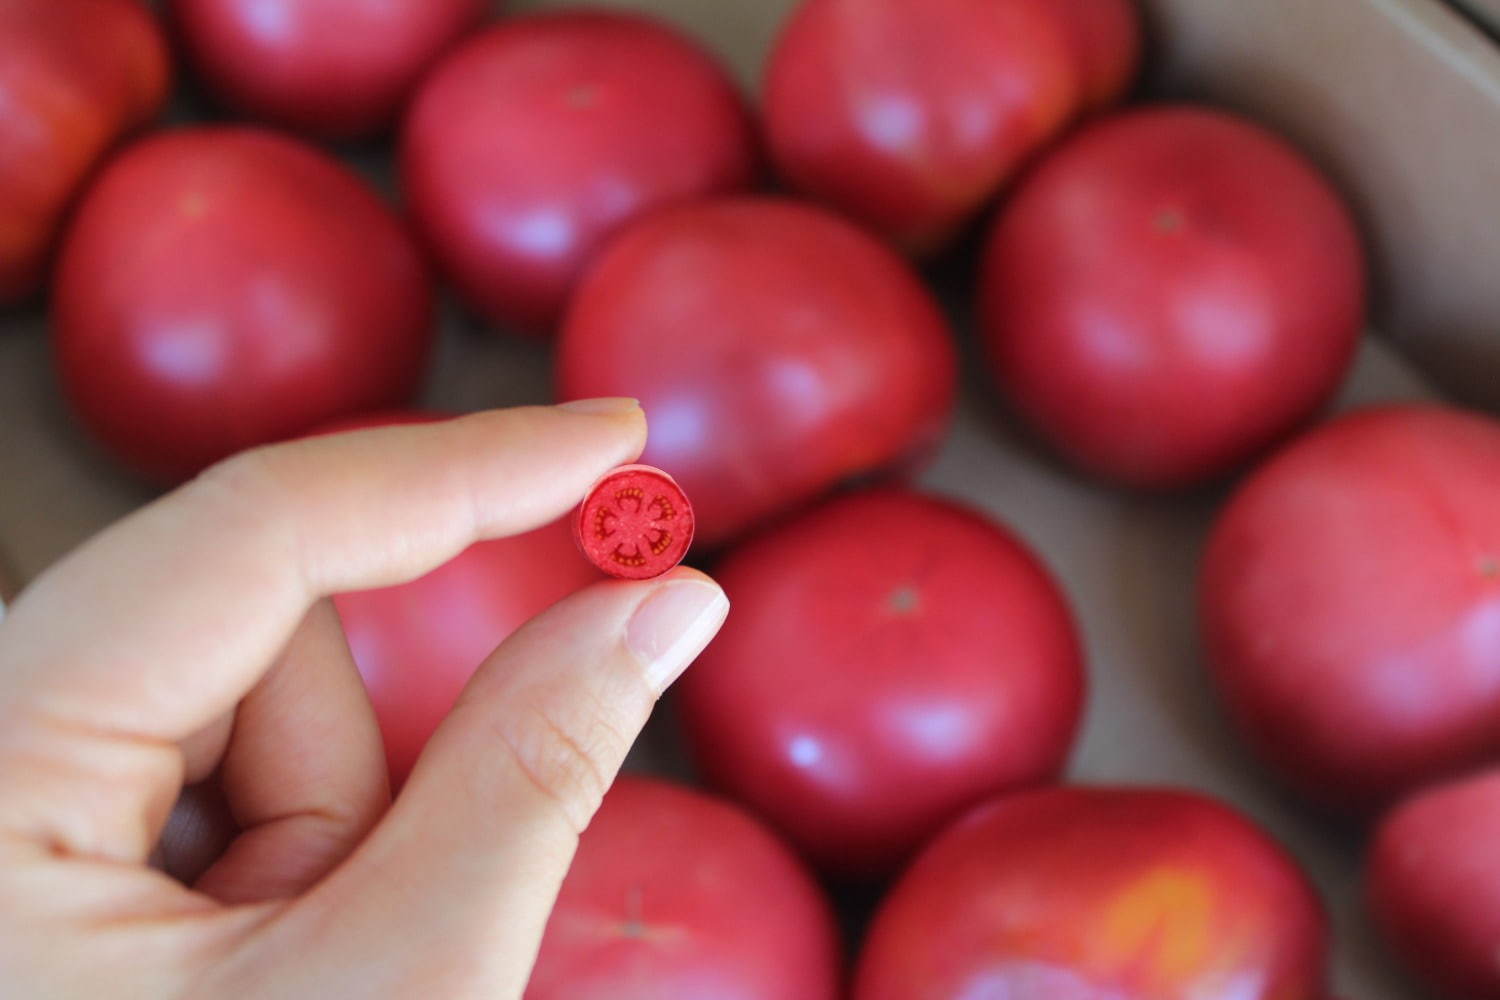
[626, 569, 729, 696]
[556, 397, 641, 417]
[551, 398, 648, 456]
[650, 564, 724, 593]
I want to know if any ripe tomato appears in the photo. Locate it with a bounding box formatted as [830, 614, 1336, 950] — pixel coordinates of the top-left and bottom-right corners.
[1201, 405, 1500, 814]
[401, 10, 757, 334]
[53, 127, 434, 484]
[327, 410, 603, 785]
[854, 787, 1329, 999]
[980, 106, 1365, 488]
[678, 489, 1084, 879]
[169, 0, 485, 139]
[556, 198, 957, 548]
[764, 0, 1077, 253]
[1049, 0, 1141, 111]
[1369, 769, 1500, 1000]
[0, 0, 169, 304]
[527, 776, 841, 1000]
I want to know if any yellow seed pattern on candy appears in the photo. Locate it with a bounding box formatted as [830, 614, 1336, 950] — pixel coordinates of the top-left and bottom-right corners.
[593, 486, 677, 567]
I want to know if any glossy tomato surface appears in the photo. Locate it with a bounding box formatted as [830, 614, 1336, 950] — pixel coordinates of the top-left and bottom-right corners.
[328, 410, 603, 784]
[557, 198, 957, 548]
[54, 127, 434, 484]
[854, 787, 1329, 999]
[0, 0, 169, 304]
[764, 0, 1077, 253]
[1049, 0, 1141, 111]
[1202, 405, 1500, 814]
[170, 0, 484, 139]
[981, 105, 1365, 489]
[527, 776, 841, 1000]
[1369, 769, 1500, 1000]
[402, 10, 757, 333]
[678, 489, 1084, 879]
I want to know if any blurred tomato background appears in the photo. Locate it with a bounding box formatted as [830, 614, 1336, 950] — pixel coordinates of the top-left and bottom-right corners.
[3, 1, 1500, 998]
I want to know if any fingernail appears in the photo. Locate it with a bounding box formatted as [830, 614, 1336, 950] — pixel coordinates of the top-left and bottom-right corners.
[627, 579, 729, 694]
[558, 397, 640, 416]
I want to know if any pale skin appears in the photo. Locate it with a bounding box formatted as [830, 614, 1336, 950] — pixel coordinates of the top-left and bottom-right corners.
[0, 400, 730, 998]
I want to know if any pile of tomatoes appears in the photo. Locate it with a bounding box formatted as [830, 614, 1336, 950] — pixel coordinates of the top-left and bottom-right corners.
[5, 0, 1499, 997]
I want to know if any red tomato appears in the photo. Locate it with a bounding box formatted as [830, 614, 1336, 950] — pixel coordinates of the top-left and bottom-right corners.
[527, 775, 841, 1000]
[326, 410, 602, 784]
[1049, 0, 1141, 111]
[1202, 405, 1500, 814]
[401, 10, 757, 334]
[678, 489, 1084, 879]
[0, 0, 169, 304]
[53, 127, 435, 484]
[556, 198, 957, 548]
[854, 787, 1329, 999]
[764, 0, 1077, 253]
[1369, 769, 1500, 1000]
[169, 0, 484, 139]
[980, 106, 1366, 488]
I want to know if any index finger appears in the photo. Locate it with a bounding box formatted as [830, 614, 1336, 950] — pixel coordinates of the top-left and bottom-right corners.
[0, 401, 645, 747]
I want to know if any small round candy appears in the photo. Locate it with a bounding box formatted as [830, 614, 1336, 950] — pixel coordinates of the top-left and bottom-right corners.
[575, 465, 695, 580]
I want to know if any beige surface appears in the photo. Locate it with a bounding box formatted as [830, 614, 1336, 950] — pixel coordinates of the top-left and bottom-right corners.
[0, 0, 1484, 996]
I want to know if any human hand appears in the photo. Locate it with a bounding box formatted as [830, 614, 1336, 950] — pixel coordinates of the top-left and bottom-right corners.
[0, 401, 729, 998]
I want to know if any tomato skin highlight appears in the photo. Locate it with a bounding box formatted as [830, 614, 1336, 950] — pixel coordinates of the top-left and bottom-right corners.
[980, 105, 1366, 489]
[1201, 405, 1500, 815]
[526, 776, 842, 1000]
[323, 411, 603, 786]
[575, 465, 695, 581]
[401, 10, 758, 334]
[0, 0, 170, 305]
[557, 197, 958, 548]
[679, 489, 1083, 879]
[853, 787, 1329, 1000]
[1368, 769, 1500, 1000]
[169, 0, 485, 139]
[763, 0, 1078, 253]
[52, 127, 435, 485]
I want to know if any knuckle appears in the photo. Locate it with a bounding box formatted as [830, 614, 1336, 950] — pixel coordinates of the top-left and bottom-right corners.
[189, 446, 296, 520]
[183, 447, 310, 584]
[496, 698, 626, 833]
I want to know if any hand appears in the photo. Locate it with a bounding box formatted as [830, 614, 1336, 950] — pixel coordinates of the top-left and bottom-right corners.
[0, 401, 730, 998]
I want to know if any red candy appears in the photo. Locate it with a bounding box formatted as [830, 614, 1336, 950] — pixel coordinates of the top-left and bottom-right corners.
[575, 465, 695, 580]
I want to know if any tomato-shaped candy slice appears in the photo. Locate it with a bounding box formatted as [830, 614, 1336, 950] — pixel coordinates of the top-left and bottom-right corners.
[576, 465, 694, 580]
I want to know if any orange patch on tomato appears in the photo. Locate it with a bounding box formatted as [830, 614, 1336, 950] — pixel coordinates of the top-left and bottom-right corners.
[1092, 868, 1216, 980]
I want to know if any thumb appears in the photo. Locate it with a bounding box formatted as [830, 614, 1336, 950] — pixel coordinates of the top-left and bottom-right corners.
[206, 568, 728, 998]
